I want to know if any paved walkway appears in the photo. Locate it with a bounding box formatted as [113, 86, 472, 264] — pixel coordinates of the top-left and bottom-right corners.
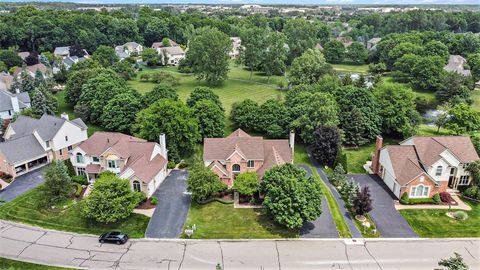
[0, 169, 45, 204]
[348, 174, 418, 238]
[145, 170, 191, 238]
[1, 220, 479, 270]
[394, 193, 472, 210]
[297, 165, 338, 238]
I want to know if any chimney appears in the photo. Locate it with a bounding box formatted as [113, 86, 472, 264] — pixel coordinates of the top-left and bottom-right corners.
[159, 133, 168, 160]
[60, 112, 69, 120]
[371, 135, 383, 175]
[289, 130, 295, 154]
[10, 95, 19, 113]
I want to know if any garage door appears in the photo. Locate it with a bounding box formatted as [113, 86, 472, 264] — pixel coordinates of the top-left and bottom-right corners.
[393, 182, 401, 198]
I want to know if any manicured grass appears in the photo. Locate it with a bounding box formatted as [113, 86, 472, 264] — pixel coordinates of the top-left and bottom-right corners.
[351, 214, 380, 238]
[0, 257, 75, 270]
[128, 66, 285, 114]
[294, 144, 352, 238]
[228, 62, 288, 87]
[0, 186, 149, 238]
[399, 199, 480, 238]
[331, 63, 369, 73]
[472, 90, 480, 112]
[344, 138, 400, 174]
[383, 76, 437, 105]
[416, 124, 453, 136]
[183, 202, 298, 239]
[55, 91, 105, 136]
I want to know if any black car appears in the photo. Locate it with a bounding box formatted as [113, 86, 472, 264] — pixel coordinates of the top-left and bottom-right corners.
[98, 232, 129, 245]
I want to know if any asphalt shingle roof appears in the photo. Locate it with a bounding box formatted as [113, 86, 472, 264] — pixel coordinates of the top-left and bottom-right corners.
[0, 134, 46, 164]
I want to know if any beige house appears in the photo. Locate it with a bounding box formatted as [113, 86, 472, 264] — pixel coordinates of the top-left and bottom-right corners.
[70, 132, 168, 197]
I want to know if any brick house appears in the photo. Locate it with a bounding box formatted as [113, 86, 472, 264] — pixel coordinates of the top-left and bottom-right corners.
[203, 129, 294, 187]
[69, 132, 168, 197]
[371, 136, 479, 199]
[0, 113, 88, 178]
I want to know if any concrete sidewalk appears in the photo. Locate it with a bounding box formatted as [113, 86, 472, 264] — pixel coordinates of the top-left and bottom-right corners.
[0, 220, 479, 270]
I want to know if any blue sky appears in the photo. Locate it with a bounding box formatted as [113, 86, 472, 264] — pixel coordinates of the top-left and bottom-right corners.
[6, 0, 480, 5]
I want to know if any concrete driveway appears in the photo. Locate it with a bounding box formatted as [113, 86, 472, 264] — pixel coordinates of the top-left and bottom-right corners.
[0, 169, 45, 204]
[348, 174, 418, 238]
[145, 170, 191, 238]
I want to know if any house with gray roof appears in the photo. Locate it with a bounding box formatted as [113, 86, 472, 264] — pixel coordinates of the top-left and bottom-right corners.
[54, 46, 71, 58]
[0, 89, 30, 121]
[444, 55, 472, 77]
[0, 113, 88, 178]
[160, 46, 186, 65]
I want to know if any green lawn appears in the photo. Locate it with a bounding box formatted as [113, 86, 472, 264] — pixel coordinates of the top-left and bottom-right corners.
[331, 63, 369, 73]
[344, 138, 400, 174]
[472, 89, 480, 112]
[183, 202, 297, 239]
[227, 62, 288, 87]
[128, 66, 285, 114]
[0, 186, 149, 238]
[294, 144, 352, 238]
[399, 199, 480, 238]
[0, 257, 75, 270]
[55, 91, 105, 136]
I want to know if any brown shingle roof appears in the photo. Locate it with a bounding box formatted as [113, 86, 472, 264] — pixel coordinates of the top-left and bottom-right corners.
[409, 136, 479, 166]
[385, 145, 427, 186]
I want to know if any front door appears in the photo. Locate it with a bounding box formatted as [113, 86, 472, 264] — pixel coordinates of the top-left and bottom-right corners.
[448, 168, 456, 188]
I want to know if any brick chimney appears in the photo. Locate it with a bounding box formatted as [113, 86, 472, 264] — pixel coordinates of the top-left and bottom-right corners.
[371, 135, 383, 175]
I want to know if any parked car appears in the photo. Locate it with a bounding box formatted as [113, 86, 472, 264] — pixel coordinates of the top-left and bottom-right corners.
[98, 232, 128, 245]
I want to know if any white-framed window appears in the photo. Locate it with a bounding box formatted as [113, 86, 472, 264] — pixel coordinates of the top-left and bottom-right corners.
[67, 146, 73, 151]
[76, 153, 84, 164]
[410, 184, 430, 198]
[92, 156, 99, 162]
[232, 164, 240, 173]
[247, 160, 255, 168]
[459, 175, 470, 185]
[107, 160, 119, 169]
[133, 181, 141, 192]
[77, 167, 85, 176]
[435, 166, 443, 176]
[462, 163, 469, 169]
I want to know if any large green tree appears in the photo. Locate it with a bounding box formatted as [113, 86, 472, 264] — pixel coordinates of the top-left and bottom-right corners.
[38, 161, 73, 207]
[187, 165, 226, 202]
[92, 45, 119, 67]
[284, 19, 317, 64]
[289, 49, 331, 85]
[142, 84, 178, 106]
[346, 42, 368, 64]
[323, 40, 345, 63]
[261, 31, 288, 81]
[240, 27, 268, 77]
[101, 92, 142, 133]
[186, 27, 231, 85]
[133, 99, 200, 161]
[64, 67, 104, 106]
[192, 99, 226, 139]
[230, 99, 259, 131]
[186, 87, 222, 109]
[444, 103, 480, 134]
[261, 163, 323, 229]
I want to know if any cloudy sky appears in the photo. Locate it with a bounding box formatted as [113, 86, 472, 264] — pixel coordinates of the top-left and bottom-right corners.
[7, 0, 479, 4]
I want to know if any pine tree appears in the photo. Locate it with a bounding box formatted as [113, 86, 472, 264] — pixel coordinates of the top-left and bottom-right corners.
[20, 68, 35, 93]
[343, 107, 367, 146]
[31, 85, 57, 116]
[34, 69, 45, 88]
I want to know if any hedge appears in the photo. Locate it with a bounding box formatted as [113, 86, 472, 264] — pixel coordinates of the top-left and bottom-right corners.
[197, 197, 234, 205]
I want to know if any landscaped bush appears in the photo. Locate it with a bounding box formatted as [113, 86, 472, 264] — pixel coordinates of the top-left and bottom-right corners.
[140, 71, 179, 86]
[440, 192, 453, 203]
[150, 196, 158, 205]
[72, 175, 88, 185]
[167, 161, 176, 169]
[74, 183, 83, 197]
[453, 211, 468, 221]
[408, 198, 436, 204]
[64, 159, 76, 177]
[432, 193, 441, 204]
[400, 192, 410, 204]
[463, 186, 480, 200]
[0, 172, 13, 183]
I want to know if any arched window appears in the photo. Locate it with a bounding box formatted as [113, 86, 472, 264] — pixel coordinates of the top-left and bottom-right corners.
[76, 153, 84, 164]
[411, 184, 430, 198]
[435, 166, 443, 176]
[133, 181, 141, 192]
[232, 164, 240, 173]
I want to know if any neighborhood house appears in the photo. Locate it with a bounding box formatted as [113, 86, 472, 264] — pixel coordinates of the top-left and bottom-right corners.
[69, 132, 169, 197]
[152, 39, 185, 65]
[0, 113, 88, 178]
[0, 89, 30, 121]
[372, 136, 479, 199]
[203, 128, 294, 187]
[229, 37, 241, 59]
[13, 63, 48, 80]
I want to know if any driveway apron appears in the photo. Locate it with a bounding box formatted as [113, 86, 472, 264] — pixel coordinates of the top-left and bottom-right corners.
[0, 169, 45, 204]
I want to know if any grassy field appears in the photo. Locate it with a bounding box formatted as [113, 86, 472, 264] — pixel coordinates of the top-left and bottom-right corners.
[344, 138, 400, 174]
[0, 257, 75, 270]
[183, 202, 297, 239]
[294, 144, 352, 238]
[399, 199, 480, 237]
[55, 91, 105, 136]
[0, 186, 149, 238]
[331, 63, 369, 73]
[128, 66, 285, 114]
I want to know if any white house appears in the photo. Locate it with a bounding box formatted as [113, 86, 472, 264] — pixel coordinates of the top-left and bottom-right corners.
[160, 46, 185, 65]
[115, 42, 143, 59]
[372, 136, 479, 199]
[0, 113, 88, 178]
[230, 37, 241, 59]
[0, 90, 30, 120]
[69, 132, 168, 197]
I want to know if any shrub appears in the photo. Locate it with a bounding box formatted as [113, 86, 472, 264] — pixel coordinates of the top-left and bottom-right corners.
[187, 166, 226, 202]
[463, 186, 480, 200]
[167, 161, 176, 169]
[64, 159, 76, 177]
[72, 175, 88, 185]
[453, 211, 468, 221]
[135, 192, 147, 205]
[150, 196, 158, 205]
[408, 198, 436, 204]
[353, 186, 373, 216]
[75, 183, 83, 197]
[178, 162, 188, 169]
[0, 172, 13, 183]
[233, 172, 258, 196]
[400, 192, 410, 204]
[440, 192, 453, 203]
[432, 193, 441, 204]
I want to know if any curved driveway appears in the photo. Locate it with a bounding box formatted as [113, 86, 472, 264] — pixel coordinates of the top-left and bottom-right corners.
[0, 220, 479, 269]
[0, 169, 44, 204]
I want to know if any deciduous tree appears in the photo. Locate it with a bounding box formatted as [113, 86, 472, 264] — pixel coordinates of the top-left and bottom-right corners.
[187, 166, 226, 202]
[192, 99, 226, 139]
[101, 92, 142, 133]
[311, 125, 341, 167]
[289, 49, 331, 85]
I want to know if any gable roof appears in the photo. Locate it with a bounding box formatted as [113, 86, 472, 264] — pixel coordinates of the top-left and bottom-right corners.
[152, 39, 179, 49]
[13, 63, 48, 77]
[0, 90, 30, 111]
[162, 46, 185, 55]
[0, 133, 46, 164]
[385, 145, 428, 186]
[54, 46, 70, 56]
[8, 114, 86, 141]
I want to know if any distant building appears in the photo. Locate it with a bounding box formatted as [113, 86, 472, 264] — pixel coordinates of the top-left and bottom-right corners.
[0, 89, 30, 120]
[229, 37, 242, 59]
[367, 37, 381, 51]
[444, 55, 471, 77]
[13, 63, 48, 80]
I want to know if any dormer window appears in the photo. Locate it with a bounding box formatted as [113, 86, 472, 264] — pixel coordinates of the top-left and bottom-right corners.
[76, 153, 84, 164]
[247, 160, 255, 168]
[108, 160, 119, 169]
[435, 166, 443, 176]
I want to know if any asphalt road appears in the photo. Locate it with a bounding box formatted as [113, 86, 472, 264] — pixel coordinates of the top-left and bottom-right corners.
[0, 169, 45, 204]
[348, 174, 418, 238]
[0, 220, 478, 270]
[145, 170, 191, 238]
